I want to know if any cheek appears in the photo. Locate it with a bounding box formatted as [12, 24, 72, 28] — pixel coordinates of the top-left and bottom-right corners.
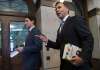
[28, 23, 32, 27]
[25, 23, 29, 27]
[59, 11, 64, 16]
[27, 24, 30, 27]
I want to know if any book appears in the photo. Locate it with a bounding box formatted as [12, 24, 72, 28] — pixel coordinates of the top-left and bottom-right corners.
[62, 43, 82, 60]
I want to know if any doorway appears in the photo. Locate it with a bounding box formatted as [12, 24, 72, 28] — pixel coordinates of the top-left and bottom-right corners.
[0, 11, 27, 70]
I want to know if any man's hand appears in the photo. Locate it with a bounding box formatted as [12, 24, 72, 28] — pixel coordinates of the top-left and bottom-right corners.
[16, 47, 24, 52]
[70, 55, 83, 65]
[35, 34, 48, 43]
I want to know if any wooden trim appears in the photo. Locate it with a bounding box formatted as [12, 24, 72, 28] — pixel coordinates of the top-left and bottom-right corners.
[0, 11, 27, 17]
[2, 18, 11, 70]
[24, 0, 41, 15]
[92, 58, 100, 70]
[0, 56, 2, 70]
[0, 15, 25, 70]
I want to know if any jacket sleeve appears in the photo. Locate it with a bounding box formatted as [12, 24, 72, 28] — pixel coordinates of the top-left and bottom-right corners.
[74, 16, 94, 63]
[23, 29, 42, 53]
[46, 39, 60, 49]
[23, 38, 42, 53]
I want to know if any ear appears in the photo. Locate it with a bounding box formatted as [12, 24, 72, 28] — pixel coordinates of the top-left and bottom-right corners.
[32, 20, 35, 25]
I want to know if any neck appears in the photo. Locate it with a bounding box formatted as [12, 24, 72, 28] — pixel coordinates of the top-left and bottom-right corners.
[29, 25, 35, 31]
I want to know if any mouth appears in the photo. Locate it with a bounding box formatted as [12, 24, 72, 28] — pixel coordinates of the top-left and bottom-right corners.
[57, 12, 61, 15]
[57, 12, 62, 17]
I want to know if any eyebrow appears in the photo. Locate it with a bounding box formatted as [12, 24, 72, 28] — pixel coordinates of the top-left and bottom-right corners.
[55, 6, 62, 9]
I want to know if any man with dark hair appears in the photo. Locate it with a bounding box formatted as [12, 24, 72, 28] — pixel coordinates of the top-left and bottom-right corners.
[25, 15, 37, 25]
[37, 1, 94, 70]
[17, 15, 42, 70]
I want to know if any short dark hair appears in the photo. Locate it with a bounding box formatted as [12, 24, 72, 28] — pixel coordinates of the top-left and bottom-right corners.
[54, 1, 61, 7]
[25, 14, 37, 25]
[54, 1, 70, 14]
[54, 1, 69, 9]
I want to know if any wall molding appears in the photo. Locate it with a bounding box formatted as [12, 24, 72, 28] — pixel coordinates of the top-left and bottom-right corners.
[88, 8, 100, 17]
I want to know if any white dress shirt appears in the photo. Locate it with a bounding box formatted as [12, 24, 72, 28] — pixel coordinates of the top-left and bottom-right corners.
[29, 25, 35, 32]
[59, 15, 69, 32]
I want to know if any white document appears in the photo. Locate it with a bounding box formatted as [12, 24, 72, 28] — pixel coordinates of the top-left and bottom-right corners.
[62, 43, 82, 60]
[10, 50, 19, 58]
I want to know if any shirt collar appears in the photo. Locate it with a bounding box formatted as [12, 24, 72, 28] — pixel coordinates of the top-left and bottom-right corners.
[63, 15, 69, 22]
[29, 25, 35, 31]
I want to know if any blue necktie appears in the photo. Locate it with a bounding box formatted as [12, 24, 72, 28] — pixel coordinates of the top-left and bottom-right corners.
[59, 21, 64, 32]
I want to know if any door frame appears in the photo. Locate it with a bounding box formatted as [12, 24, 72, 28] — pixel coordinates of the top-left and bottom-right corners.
[0, 11, 27, 70]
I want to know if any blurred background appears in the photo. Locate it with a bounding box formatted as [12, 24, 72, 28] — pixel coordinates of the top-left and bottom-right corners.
[0, 0, 100, 70]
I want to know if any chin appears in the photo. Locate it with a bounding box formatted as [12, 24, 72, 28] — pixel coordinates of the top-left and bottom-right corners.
[58, 15, 63, 19]
[58, 16, 63, 19]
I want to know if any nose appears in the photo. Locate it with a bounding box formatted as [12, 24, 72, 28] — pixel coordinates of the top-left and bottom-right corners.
[56, 8, 59, 12]
[24, 22, 27, 25]
[56, 9, 59, 14]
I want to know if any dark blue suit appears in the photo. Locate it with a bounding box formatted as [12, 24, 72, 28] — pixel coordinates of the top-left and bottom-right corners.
[47, 16, 94, 70]
[22, 27, 42, 70]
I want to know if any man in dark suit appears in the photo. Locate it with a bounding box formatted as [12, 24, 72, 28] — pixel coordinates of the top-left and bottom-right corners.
[37, 1, 94, 70]
[17, 15, 42, 70]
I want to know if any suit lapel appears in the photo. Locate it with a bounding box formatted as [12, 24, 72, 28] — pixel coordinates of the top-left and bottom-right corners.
[57, 16, 71, 34]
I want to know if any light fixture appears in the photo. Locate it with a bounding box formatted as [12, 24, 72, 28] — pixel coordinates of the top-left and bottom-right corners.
[10, 25, 15, 28]
[60, 0, 64, 3]
[33, 0, 37, 4]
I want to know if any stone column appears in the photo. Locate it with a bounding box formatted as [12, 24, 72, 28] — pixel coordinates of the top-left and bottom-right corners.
[87, 0, 100, 59]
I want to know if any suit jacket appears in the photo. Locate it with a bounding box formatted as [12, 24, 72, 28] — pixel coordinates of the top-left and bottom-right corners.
[47, 16, 94, 69]
[22, 27, 42, 70]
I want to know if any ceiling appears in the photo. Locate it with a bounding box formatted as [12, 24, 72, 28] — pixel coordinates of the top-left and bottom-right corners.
[0, 0, 28, 13]
[0, 0, 41, 13]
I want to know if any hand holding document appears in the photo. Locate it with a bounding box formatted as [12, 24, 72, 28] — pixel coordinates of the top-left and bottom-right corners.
[16, 47, 24, 52]
[10, 50, 19, 58]
[10, 47, 23, 58]
[62, 43, 82, 61]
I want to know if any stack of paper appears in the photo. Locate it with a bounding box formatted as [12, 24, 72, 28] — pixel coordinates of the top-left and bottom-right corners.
[62, 43, 82, 60]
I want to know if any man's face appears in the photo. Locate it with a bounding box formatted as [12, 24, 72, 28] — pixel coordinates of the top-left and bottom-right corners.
[24, 18, 34, 29]
[55, 3, 69, 19]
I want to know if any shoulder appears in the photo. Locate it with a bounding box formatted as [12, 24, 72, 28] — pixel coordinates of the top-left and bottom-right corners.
[71, 15, 87, 25]
[31, 27, 41, 34]
[70, 15, 85, 21]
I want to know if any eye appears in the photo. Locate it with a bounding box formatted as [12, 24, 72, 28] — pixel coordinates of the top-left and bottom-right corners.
[57, 6, 61, 9]
[55, 6, 61, 10]
[25, 20, 28, 22]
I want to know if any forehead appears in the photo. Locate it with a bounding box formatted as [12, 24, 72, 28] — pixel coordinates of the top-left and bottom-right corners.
[25, 18, 29, 20]
[25, 18, 32, 22]
[55, 3, 64, 7]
